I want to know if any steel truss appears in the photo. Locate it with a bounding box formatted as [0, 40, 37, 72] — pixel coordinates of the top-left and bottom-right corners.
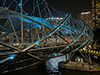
[0, 0, 93, 74]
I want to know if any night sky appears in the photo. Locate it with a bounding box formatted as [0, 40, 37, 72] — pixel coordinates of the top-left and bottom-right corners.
[46, 0, 92, 19]
[0, 0, 92, 19]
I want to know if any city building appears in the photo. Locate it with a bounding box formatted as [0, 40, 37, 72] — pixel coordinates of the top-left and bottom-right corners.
[92, 0, 100, 30]
[77, 12, 93, 30]
[46, 17, 64, 25]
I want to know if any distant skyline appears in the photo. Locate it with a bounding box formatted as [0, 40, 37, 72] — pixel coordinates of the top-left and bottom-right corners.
[47, 0, 92, 19]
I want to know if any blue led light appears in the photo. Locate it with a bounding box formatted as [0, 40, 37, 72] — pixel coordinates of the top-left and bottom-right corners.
[63, 21, 65, 23]
[18, 3, 21, 6]
[10, 56, 14, 60]
[36, 43, 39, 45]
[66, 46, 69, 49]
[76, 48, 78, 50]
[82, 43, 84, 45]
[57, 27, 59, 30]
[55, 54, 57, 56]
[49, 34, 52, 36]
[6, 7, 8, 9]
[61, 24, 63, 26]
[65, 20, 67, 22]
[26, 13, 28, 16]
[10, 54, 15, 60]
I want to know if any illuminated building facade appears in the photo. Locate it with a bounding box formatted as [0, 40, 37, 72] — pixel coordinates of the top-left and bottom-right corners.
[46, 17, 64, 25]
[77, 12, 93, 30]
[92, 0, 100, 30]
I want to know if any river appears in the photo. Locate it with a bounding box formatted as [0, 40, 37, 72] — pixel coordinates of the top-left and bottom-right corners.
[2, 54, 100, 75]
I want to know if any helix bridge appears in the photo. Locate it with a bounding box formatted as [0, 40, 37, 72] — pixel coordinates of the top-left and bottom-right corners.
[0, 0, 93, 74]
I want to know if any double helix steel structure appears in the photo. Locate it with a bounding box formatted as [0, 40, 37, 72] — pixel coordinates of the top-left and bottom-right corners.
[0, 0, 93, 74]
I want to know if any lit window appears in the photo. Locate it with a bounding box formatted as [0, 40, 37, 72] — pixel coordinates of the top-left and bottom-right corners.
[96, 51, 98, 53]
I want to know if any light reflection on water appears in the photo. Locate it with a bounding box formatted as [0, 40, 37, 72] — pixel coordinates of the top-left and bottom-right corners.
[2, 62, 100, 75]
[2, 55, 100, 75]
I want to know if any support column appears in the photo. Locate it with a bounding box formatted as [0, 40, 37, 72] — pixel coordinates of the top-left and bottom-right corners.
[21, 0, 23, 47]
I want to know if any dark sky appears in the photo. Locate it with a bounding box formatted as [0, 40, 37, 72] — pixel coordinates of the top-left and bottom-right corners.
[46, 0, 92, 19]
